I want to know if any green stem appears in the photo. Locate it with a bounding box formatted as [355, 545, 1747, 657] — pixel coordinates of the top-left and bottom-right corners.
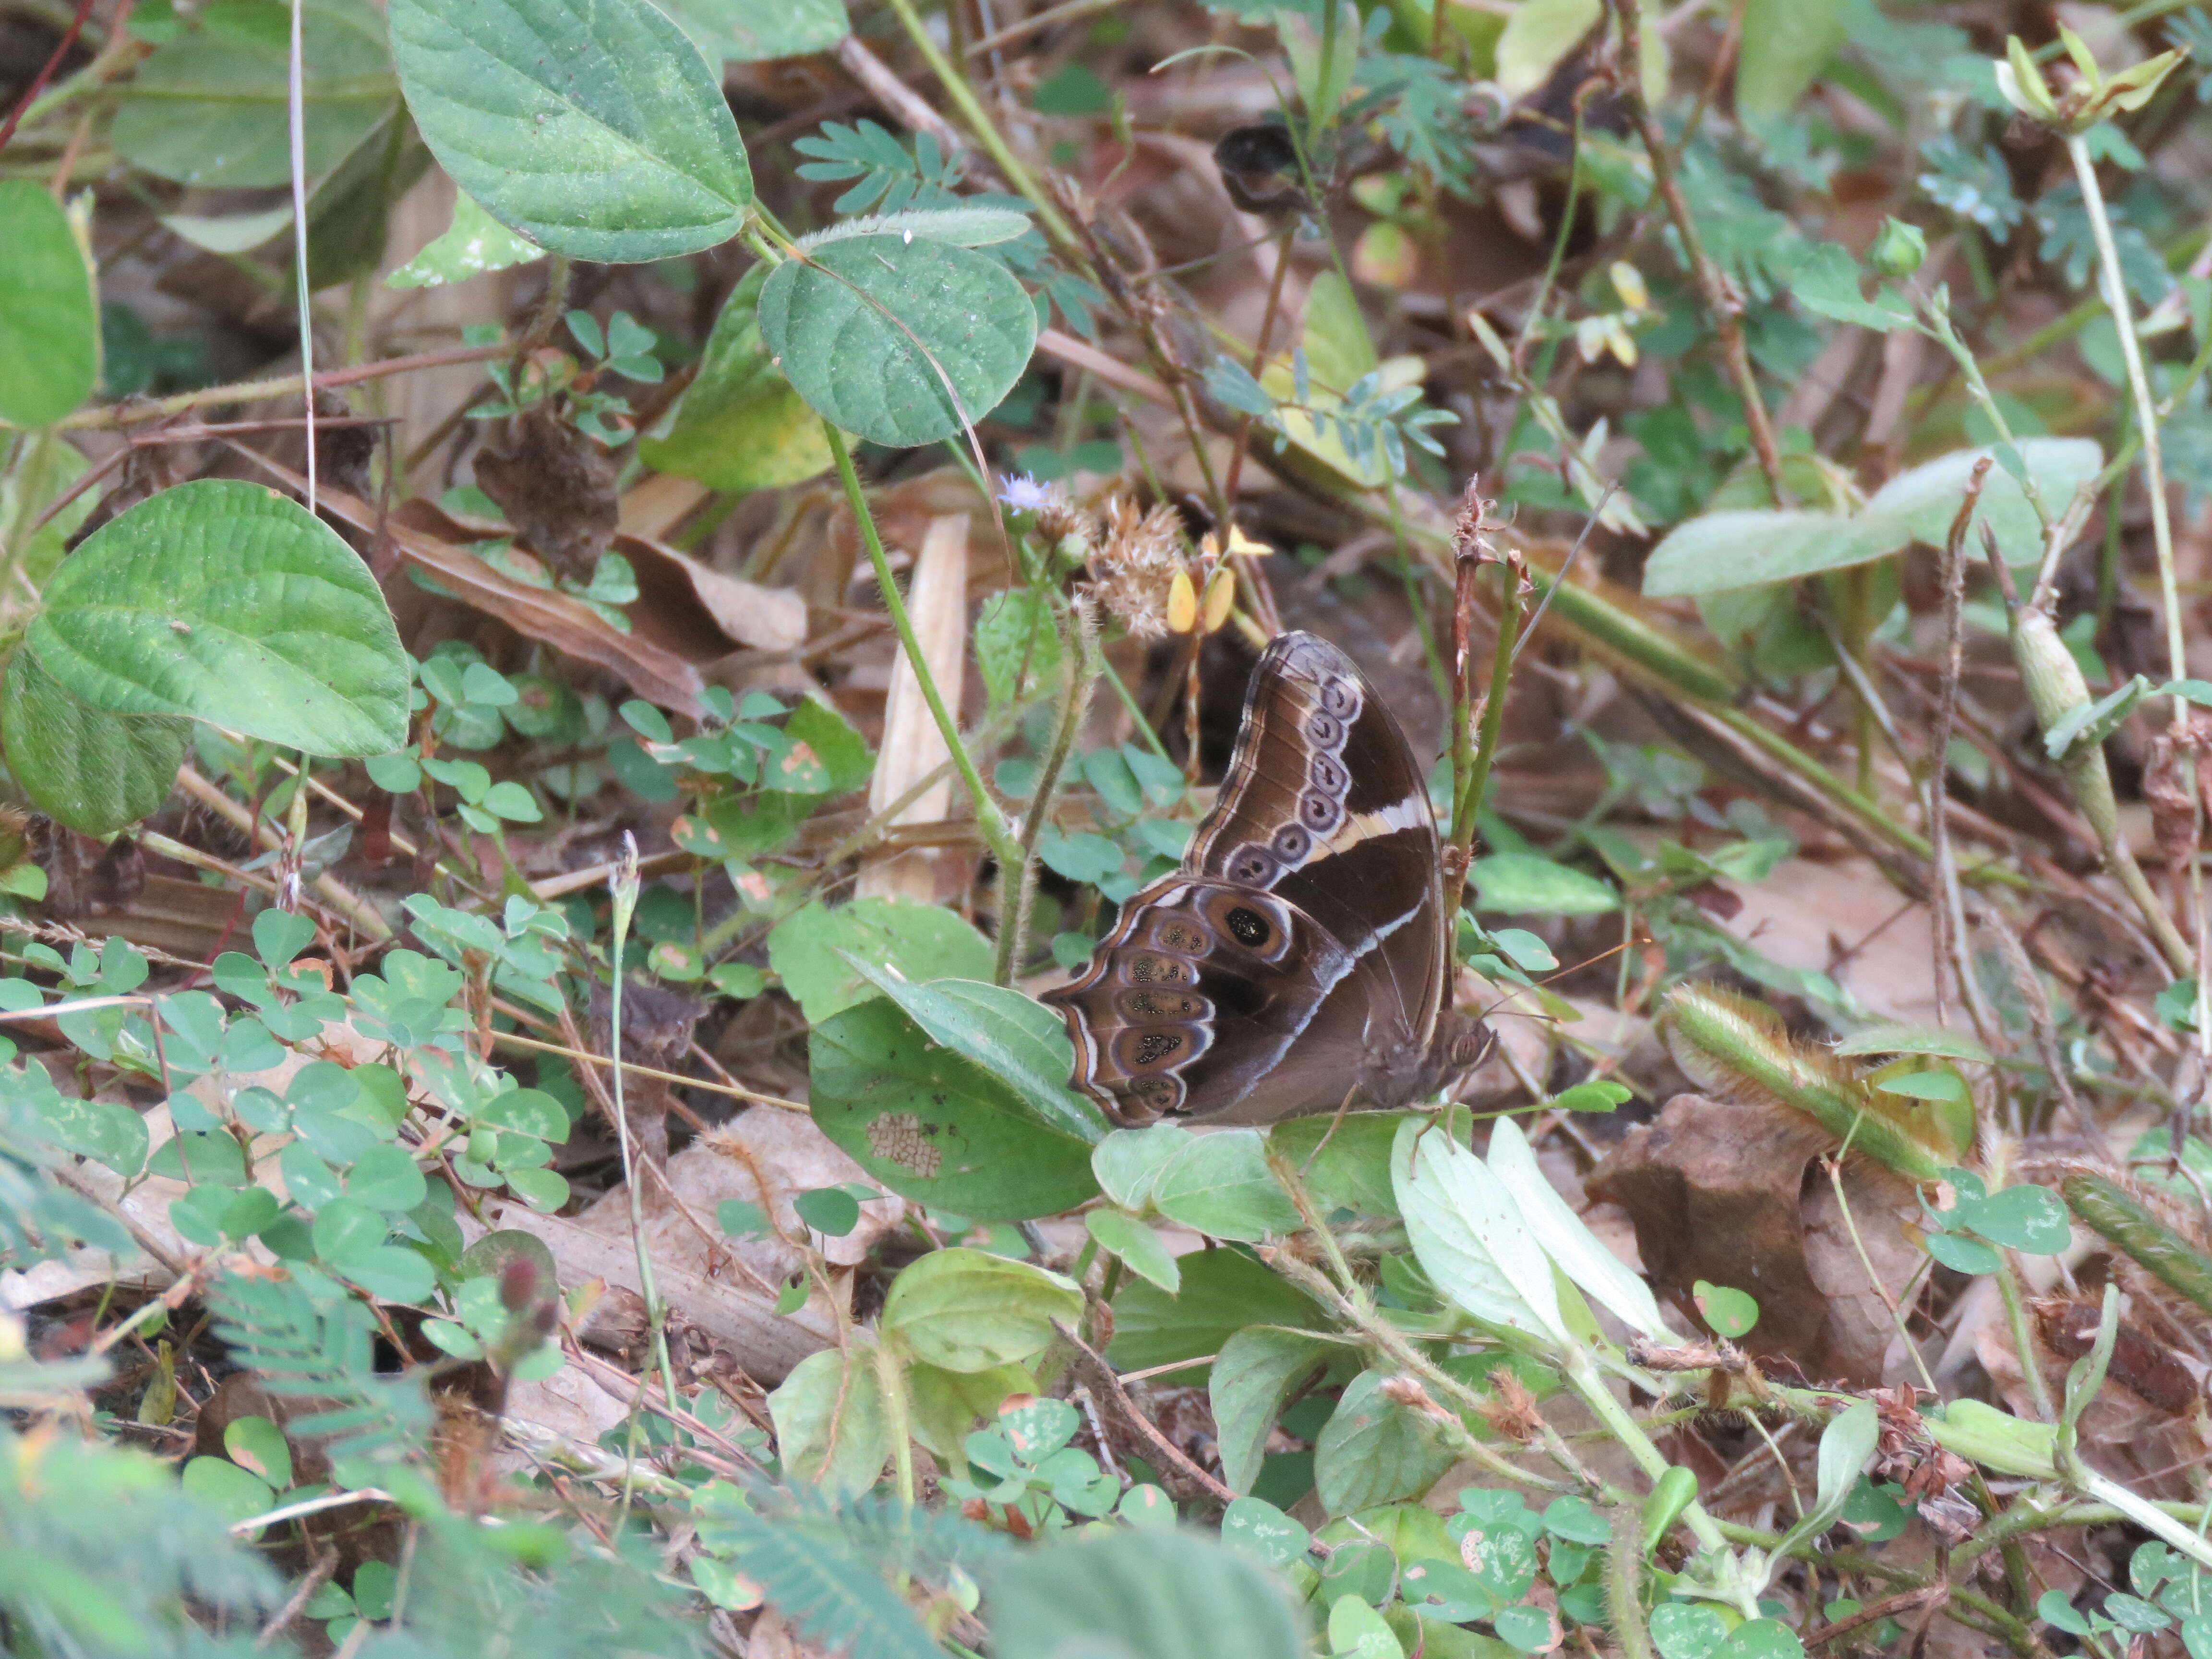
[878, 0, 1081, 257]
[1446, 557, 1525, 921]
[826, 424, 1020, 878]
[1994, 1250, 2056, 1423]
[873, 1339, 918, 1509]
[997, 601, 1100, 985]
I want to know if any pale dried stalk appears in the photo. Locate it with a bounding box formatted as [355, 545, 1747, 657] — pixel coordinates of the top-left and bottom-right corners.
[855, 512, 971, 902]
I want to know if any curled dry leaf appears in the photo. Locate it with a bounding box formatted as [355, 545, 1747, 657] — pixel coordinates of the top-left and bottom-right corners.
[1586, 1092, 1925, 1387]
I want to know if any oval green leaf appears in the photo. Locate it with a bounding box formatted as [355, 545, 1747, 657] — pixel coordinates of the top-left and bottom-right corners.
[880, 1246, 1082, 1372]
[757, 234, 1037, 448]
[0, 182, 97, 428]
[1151, 1129, 1300, 1241]
[112, 0, 399, 189]
[2, 644, 188, 834]
[638, 263, 833, 491]
[27, 480, 410, 756]
[388, 0, 753, 262]
[809, 997, 1100, 1221]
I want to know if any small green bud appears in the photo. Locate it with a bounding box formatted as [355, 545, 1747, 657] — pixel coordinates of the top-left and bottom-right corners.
[468, 1126, 496, 1165]
[1868, 217, 1926, 279]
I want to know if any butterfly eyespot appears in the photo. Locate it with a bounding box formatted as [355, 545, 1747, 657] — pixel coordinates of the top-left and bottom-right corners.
[1298, 790, 1341, 832]
[1271, 824, 1311, 861]
[1158, 922, 1204, 952]
[1226, 845, 1277, 884]
[1126, 1074, 1184, 1115]
[1224, 906, 1272, 948]
[1133, 1032, 1184, 1066]
[1319, 677, 1359, 719]
[1309, 753, 1348, 795]
[1304, 710, 1344, 746]
[1125, 988, 1202, 1021]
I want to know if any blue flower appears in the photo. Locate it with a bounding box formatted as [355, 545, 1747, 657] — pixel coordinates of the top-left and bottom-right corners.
[996, 473, 1056, 512]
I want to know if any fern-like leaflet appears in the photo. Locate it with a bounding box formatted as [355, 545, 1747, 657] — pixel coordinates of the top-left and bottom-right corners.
[207, 1271, 432, 1461]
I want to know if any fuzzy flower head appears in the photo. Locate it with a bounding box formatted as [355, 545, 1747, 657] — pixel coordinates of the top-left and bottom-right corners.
[997, 473, 1057, 513]
[1083, 498, 1188, 640]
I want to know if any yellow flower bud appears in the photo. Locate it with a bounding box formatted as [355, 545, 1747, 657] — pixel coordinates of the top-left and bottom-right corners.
[1609, 260, 1648, 313]
[1166, 567, 1198, 634]
[1201, 564, 1236, 633]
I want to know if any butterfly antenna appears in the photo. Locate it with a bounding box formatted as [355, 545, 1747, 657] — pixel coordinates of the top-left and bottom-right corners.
[1466, 933, 1649, 1025]
[1507, 482, 1615, 673]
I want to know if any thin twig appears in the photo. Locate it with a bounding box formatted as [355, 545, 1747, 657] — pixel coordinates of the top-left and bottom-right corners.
[1603, 0, 1785, 499]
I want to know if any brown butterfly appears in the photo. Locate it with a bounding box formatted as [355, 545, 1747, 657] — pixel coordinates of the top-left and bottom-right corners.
[1043, 631, 1491, 1126]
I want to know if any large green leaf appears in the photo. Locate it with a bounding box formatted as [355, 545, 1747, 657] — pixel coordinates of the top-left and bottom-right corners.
[388, 0, 753, 262]
[986, 1529, 1303, 1659]
[879, 1248, 1082, 1372]
[111, 0, 398, 189]
[766, 897, 991, 1025]
[767, 1344, 890, 1494]
[1735, 0, 1848, 120]
[638, 264, 832, 491]
[1643, 439, 2106, 596]
[844, 965, 1107, 1144]
[27, 480, 409, 756]
[1106, 1247, 1325, 1385]
[2, 646, 188, 835]
[1151, 1129, 1300, 1241]
[657, 0, 848, 63]
[1315, 1369, 1456, 1516]
[1212, 1328, 1333, 1495]
[808, 998, 1100, 1221]
[1863, 439, 2103, 565]
[0, 184, 97, 429]
[757, 235, 1037, 448]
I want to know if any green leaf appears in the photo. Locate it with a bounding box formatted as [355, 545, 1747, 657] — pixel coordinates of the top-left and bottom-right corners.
[1862, 439, 2103, 567]
[880, 1246, 1082, 1371]
[111, 0, 398, 189]
[767, 897, 992, 1024]
[1486, 1115, 1672, 1339]
[1770, 1400, 1877, 1564]
[1391, 1117, 1562, 1342]
[985, 1529, 1304, 1659]
[1875, 1069, 1966, 1101]
[1495, 0, 1600, 98]
[1737, 0, 1850, 119]
[0, 182, 97, 428]
[1151, 1129, 1300, 1241]
[1092, 1122, 1193, 1212]
[974, 589, 1065, 708]
[388, 0, 754, 262]
[809, 997, 1100, 1220]
[180, 1455, 276, 1528]
[1107, 1247, 1324, 1384]
[1957, 1182, 2072, 1253]
[384, 187, 543, 288]
[28, 481, 408, 755]
[1832, 1023, 1993, 1063]
[1644, 509, 1911, 599]
[1220, 1496, 1312, 1567]
[800, 206, 1031, 251]
[638, 264, 832, 490]
[35, 1092, 149, 1177]
[222, 1415, 294, 1488]
[2044, 672, 2152, 761]
[1693, 1280, 1760, 1339]
[841, 964, 1106, 1143]
[1266, 1113, 1404, 1218]
[2, 644, 187, 834]
[1469, 854, 1618, 916]
[1085, 1208, 1180, 1292]
[767, 1344, 890, 1493]
[654, 0, 848, 63]
[1789, 244, 1915, 332]
[1211, 1327, 1331, 1495]
[1315, 1370, 1455, 1517]
[757, 235, 1038, 448]
[793, 1185, 861, 1237]
[1650, 1602, 1729, 1659]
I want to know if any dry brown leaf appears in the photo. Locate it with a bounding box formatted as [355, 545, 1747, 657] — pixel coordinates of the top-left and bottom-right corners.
[1587, 1093, 1923, 1386]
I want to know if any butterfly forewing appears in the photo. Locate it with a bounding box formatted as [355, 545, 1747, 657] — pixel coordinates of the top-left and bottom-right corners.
[1043, 631, 1450, 1125]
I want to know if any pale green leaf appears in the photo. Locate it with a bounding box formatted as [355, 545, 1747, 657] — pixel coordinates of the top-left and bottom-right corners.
[0, 183, 97, 428]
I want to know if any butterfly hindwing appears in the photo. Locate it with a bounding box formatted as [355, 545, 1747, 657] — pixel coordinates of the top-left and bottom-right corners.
[1045, 631, 1453, 1126]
